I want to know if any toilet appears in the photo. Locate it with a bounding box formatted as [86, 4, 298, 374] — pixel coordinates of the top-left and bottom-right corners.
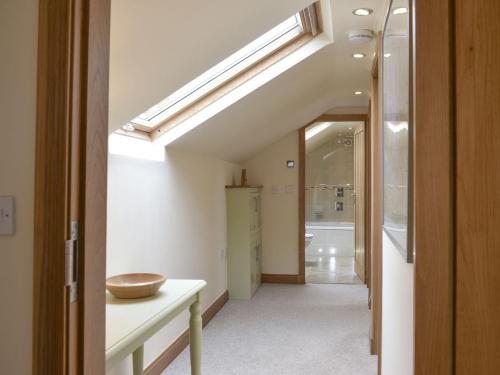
[305, 233, 314, 248]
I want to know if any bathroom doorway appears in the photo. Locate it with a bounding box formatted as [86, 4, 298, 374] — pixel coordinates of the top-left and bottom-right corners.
[300, 116, 367, 284]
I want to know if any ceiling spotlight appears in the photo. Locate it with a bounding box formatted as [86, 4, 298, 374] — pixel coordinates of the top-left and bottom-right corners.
[384, 52, 392, 58]
[352, 53, 365, 59]
[392, 7, 408, 15]
[348, 127, 353, 130]
[354, 91, 364, 95]
[122, 123, 135, 132]
[353, 8, 373, 16]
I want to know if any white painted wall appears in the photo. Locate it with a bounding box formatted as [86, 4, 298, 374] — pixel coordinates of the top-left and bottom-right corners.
[381, 231, 414, 375]
[243, 132, 299, 275]
[107, 146, 240, 374]
[0, 1, 38, 374]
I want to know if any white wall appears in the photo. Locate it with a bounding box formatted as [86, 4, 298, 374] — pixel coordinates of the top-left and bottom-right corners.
[107, 145, 240, 374]
[381, 231, 414, 375]
[0, 1, 38, 374]
[243, 131, 299, 275]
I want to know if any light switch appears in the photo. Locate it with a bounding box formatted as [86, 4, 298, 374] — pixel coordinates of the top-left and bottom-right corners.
[0, 196, 15, 235]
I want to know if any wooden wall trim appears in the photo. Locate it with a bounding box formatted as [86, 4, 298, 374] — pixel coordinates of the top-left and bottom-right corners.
[201, 291, 229, 325]
[414, 0, 454, 373]
[261, 274, 303, 284]
[298, 127, 306, 282]
[369, 33, 383, 365]
[144, 291, 229, 375]
[315, 114, 368, 122]
[365, 116, 371, 288]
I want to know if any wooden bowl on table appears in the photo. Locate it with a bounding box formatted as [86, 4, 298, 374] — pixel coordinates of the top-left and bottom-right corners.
[106, 273, 166, 299]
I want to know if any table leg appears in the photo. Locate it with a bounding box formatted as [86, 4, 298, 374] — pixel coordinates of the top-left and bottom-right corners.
[132, 345, 144, 375]
[189, 293, 202, 375]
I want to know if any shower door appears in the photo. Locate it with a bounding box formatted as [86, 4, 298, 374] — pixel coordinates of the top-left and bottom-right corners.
[354, 129, 366, 282]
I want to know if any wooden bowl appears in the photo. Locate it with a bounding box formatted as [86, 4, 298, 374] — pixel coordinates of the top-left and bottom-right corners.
[106, 273, 166, 299]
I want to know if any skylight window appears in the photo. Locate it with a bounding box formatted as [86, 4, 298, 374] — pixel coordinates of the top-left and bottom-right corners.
[120, 2, 321, 141]
[134, 15, 302, 126]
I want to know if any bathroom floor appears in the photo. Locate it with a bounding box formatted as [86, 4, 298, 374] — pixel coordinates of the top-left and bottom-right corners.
[305, 255, 362, 284]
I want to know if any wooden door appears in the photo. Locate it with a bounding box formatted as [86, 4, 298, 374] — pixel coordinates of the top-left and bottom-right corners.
[354, 129, 366, 283]
[33, 1, 109, 374]
[455, 0, 500, 373]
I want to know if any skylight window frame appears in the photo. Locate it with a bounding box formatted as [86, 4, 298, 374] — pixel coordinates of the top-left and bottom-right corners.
[134, 15, 304, 125]
[120, 2, 322, 141]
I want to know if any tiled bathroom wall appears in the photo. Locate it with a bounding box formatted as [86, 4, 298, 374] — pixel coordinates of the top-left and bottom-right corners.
[305, 133, 355, 223]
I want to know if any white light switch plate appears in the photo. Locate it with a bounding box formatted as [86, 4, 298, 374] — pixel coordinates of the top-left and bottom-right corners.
[0, 196, 15, 235]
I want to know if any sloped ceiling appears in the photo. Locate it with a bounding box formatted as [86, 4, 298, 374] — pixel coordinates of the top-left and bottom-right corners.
[110, 0, 386, 163]
[306, 121, 363, 153]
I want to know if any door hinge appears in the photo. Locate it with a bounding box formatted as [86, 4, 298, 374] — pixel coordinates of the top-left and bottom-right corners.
[65, 221, 79, 302]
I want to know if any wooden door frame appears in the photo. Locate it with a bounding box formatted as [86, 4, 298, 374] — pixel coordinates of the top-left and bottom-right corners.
[413, 0, 454, 374]
[33, 0, 110, 374]
[454, 1, 500, 372]
[298, 113, 370, 283]
[353, 126, 367, 283]
[413, 0, 500, 373]
[31, 0, 458, 373]
[370, 32, 383, 372]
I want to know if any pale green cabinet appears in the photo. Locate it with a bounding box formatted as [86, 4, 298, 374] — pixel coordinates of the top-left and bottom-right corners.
[226, 187, 262, 300]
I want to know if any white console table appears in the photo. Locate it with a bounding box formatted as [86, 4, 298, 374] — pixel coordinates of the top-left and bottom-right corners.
[106, 279, 207, 375]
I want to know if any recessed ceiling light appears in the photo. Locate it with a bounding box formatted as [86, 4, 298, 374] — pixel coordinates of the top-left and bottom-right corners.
[348, 127, 353, 130]
[384, 53, 392, 58]
[352, 53, 365, 59]
[354, 91, 364, 95]
[392, 7, 408, 15]
[122, 123, 135, 132]
[353, 8, 373, 16]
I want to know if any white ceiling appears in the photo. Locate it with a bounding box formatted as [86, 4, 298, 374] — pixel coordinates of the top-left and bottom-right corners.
[109, 0, 387, 163]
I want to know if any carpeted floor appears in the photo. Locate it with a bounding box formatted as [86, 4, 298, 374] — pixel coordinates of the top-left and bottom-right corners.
[162, 283, 377, 375]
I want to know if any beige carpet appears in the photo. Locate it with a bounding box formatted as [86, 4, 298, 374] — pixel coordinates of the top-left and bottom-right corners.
[163, 283, 377, 375]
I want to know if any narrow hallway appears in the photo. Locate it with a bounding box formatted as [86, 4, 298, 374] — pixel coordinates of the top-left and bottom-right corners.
[164, 284, 376, 375]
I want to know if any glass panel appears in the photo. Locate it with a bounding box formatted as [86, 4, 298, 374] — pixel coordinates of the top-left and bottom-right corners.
[382, 0, 413, 262]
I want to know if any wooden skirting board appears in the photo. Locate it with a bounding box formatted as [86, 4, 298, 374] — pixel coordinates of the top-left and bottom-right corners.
[144, 290, 229, 375]
[261, 274, 304, 284]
